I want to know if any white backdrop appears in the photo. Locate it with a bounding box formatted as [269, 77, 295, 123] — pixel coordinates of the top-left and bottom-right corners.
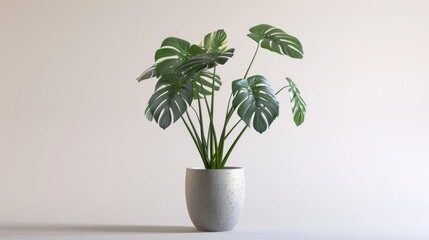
[1, 0, 429, 237]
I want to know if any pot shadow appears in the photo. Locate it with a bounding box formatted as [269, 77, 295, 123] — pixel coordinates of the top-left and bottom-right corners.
[0, 223, 199, 234]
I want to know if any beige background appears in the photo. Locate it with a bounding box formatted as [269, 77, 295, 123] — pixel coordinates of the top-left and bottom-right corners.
[1, 0, 429, 237]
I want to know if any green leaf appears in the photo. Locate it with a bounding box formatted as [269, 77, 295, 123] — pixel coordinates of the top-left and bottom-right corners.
[248, 24, 303, 59]
[144, 105, 153, 121]
[152, 30, 233, 78]
[286, 77, 306, 126]
[156, 37, 190, 61]
[147, 74, 193, 129]
[232, 75, 279, 134]
[174, 29, 233, 75]
[188, 44, 205, 56]
[176, 48, 234, 74]
[191, 70, 221, 99]
[200, 29, 228, 53]
[137, 64, 156, 82]
[154, 37, 191, 76]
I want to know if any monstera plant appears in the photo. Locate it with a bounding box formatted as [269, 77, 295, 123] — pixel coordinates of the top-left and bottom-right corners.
[137, 24, 306, 169]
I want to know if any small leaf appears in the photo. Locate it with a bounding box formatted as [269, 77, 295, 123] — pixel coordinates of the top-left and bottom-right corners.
[144, 105, 153, 121]
[137, 64, 156, 82]
[176, 49, 235, 75]
[156, 58, 183, 76]
[154, 37, 191, 77]
[232, 75, 279, 134]
[286, 77, 306, 126]
[158, 37, 191, 58]
[191, 70, 221, 99]
[200, 29, 228, 53]
[174, 29, 233, 75]
[248, 24, 304, 59]
[188, 44, 205, 56]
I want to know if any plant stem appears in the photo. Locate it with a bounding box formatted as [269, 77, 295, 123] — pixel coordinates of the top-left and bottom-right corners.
[221, 125, 248, 168]
[210, 66, 219, 168]
[243, 44, 260, 79]
[217, 104, 236, 169]
[218, 44, 260, 168]
[194, 82, 208, 164]
[189, 105, 200, 121]
[225, 92, 233, 114]
[196, 77, 216, 162]
[275, 85, 290, 95]
[225, 119, 241, 139]
[185, 110, 202, 149]
[180, 116, 208, 169]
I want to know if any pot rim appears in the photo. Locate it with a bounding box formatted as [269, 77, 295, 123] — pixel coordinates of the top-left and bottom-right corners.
[187, 166, 243, 171]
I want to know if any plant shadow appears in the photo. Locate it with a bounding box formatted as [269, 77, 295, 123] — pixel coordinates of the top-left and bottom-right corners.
[0, 223, 199, 234]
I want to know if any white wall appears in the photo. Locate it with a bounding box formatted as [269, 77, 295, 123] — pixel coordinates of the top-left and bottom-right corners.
[1, 0, 428, 236]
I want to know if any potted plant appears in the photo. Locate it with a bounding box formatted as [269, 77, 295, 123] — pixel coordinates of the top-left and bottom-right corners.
[137, 24, 306, 231]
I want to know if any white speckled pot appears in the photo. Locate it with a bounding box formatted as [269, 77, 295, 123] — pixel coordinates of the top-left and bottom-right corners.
[185, 167, 245, 232]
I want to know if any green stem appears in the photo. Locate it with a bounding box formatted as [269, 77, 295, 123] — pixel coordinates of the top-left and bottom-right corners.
[194, 82, 208, 165]
[181, 116, 208, 169]
[243, 44, 260, 79]
[225, 119, 241, 139]
[225, 92, 233, 114]
[197, 78, 215, 159]
[217, 45, 260, 168]
[189, 105, 200, 121]
[210, 67, 217, 122]
[185, 110, 202, 150]
[210, 67, 220, 168]
[217, 105, 235, 169]
[275, 85, 290, 95]
[221, 125, 248, 168]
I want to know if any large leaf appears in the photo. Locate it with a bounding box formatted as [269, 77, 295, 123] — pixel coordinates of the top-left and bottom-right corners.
[247, 24, 303, 59]
[232, 75, 279, 134]
[200, 29, 228, 53]
[286, 77, 306, 126]
[146, 74, 193, 129]
[154, 37, 191, 76]
[191, 70, 221, 99]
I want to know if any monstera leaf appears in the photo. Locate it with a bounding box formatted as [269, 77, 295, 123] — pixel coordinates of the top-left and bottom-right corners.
[176, 49, 234, 74]
[154, 37, 191, 77]
[247, 24, 303, 59]
[139, 30, 232, 81]
[153, 30, 233, 77]
[191, 70, 221, 99]
[137, 64, 156, 82]
[144, 104, 153, 121]
[176, 29, 234, 74]
[139, 29, 234, 130]
[232, 75, 279, 134]
[286, 77, 306, 126]
[146, 74, 193, 129]
[200, 29, 228, 53]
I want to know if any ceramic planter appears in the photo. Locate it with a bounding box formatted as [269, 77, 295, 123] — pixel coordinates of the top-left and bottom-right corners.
[185, 167, 245, 231]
